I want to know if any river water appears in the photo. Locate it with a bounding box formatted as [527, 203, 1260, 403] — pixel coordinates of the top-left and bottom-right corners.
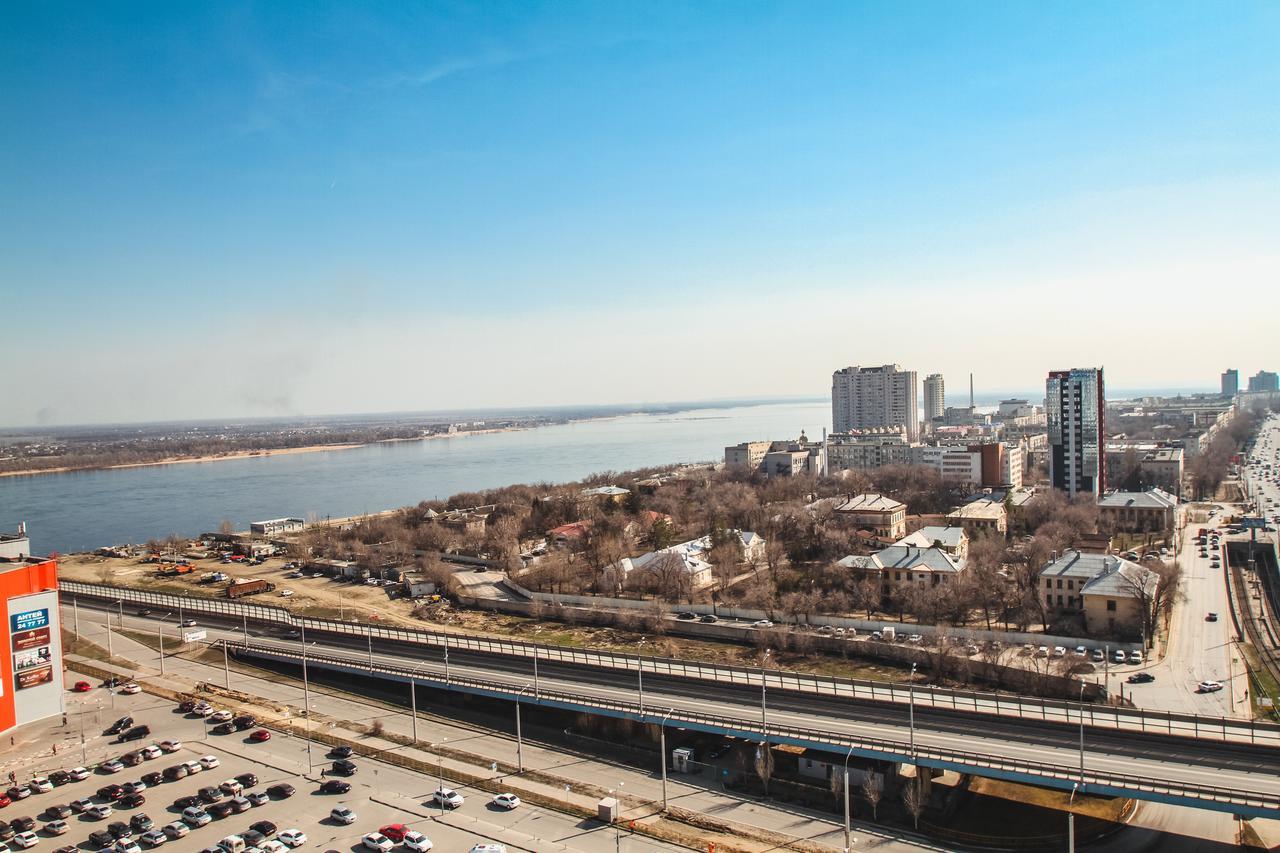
[0, 402, 829, 554]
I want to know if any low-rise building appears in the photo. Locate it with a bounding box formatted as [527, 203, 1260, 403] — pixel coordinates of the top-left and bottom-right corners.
[425, 504, 497, 535]
[833, 494, 908, 540]
[618, 530, 764, 589]
[725, 434, 825, 477]
[1097, 489, 1178, 534]
[1039, 550, 1157, 636]
[945, 496, 1008, 535]
[894, 526, 969, 561]
[581, 485, 631, 503]
[825, 428, 918, 473]
[839, 542, 966, 598]
[249, 518, 304, 537]
[0, 523, 30, 560]
[1139, 448, 1184, 498]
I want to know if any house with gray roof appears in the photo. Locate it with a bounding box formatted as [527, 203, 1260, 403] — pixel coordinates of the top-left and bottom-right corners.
[1040, 550, 1158, 637]
[1097, 488, 1178, 533]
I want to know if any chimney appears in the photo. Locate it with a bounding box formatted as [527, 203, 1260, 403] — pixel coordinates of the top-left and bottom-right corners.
[17, 521, 25, 536]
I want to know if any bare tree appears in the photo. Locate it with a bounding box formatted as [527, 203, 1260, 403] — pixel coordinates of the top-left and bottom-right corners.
[754, 742, 774, 795]
[901, 775, 925, 830]
[219, 519, 235, 536]
[861, 772, 882, 821]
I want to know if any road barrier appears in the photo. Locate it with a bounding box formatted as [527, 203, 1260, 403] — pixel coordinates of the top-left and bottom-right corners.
[61, 580, 1280, 748]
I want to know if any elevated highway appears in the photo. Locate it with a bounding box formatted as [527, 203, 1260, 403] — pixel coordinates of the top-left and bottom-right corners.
[61, 580, 1280, 818]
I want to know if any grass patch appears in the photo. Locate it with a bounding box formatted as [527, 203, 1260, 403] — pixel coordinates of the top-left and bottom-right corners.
[60, 629, 139, 670]
[1240, 642, 1280, 721]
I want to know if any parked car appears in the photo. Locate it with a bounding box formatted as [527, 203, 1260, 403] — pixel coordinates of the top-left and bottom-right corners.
[276, 829, 307, 848]
[156, 741, 181, 754]
[362, 833, 393, 852]
[161, 822, 188, 841]
[118, 793, 145, 809]
[317, 781, 349, 795]
[245, 791, 269, 807]
[402, 832, 433, 852]
[1127, 672, 1155, 684]
[430, 789, 464, 809]
[329, 806, 357, 825]
[751, 620, 773, 629]
[492, 793, 521, 810]
[698, 614, 717, 623]
[265, 784, 294, 800]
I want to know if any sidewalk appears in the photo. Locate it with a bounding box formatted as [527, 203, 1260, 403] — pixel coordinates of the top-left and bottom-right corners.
[65, 614, 939, 853]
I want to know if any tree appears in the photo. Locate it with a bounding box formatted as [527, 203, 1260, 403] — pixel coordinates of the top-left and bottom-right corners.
[861, 772, 882, 821]
[753, 743, 774, 795]
[901, 776, 925, 830]
[218, 519, 234, 536]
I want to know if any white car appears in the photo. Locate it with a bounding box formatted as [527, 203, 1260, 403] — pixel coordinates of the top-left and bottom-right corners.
[1128, 650, 1143, 664]
[1197, 680, 1224, 693]
[87, 803, 113, 819]
[42, 820, 67, 836]
[209, 710, 233, 724]
[751, 620, 773, 629]
[1073, 645, 1087, 657]
[179, 619, 197, 628]
[140, 745, 162, 760]
[491, 793, 521, 810]
[279, 590, 293, 598]
[1090, 649, 1105, 662]
[430, 788, 464, 809]
[11, 831, 39, 849]
[181, 760, 203, 775]
[361, 834, 393, 852]
[199, 755, 220, 770]
[138, 830, 166, 848]
[401, 832, 433, 852]
[69, 798, 94, 813]
[162, 822, 189, 840]
[1113, 649, 1127, 663]
[100, 759, 125, 774]
[277, 830, 307, 848]
[68, 767, 91, 781]
[1052, 646, 1066, 658]
[469, 846, 507, 853]
[259, 841, 288, 853]
[119, 683, 142, 695]
[194, 705, 215, 717]
[115, 841, 142, 853]
[330, 806, 357, 825]
[158, 740, 182, 753]
[30, 777, 53, 793]
[1034, 646, 1049, 658]
[182, 807, 211, 827]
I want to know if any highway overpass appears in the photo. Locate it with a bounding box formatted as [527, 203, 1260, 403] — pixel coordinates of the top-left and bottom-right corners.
[62, 580, 1280, 818]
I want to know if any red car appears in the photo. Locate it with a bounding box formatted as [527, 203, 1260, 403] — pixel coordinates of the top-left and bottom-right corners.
[249, 730, 271, 742]
[71, 681, 92, 693]
[378, 824, 409, 842]
[0, 793, 11, 808]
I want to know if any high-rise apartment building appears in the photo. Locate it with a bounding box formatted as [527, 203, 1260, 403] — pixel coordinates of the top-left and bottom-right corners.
[1221, 369, 1238, 397]
[1248, 370, 1279, 393]
[1046, 367, 1105, 498]
[832, 365, 919, 440]
[923, 374, 944, 427]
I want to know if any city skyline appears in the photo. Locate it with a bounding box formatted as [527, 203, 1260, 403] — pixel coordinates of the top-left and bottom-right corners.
[3, 3, 1279, 427]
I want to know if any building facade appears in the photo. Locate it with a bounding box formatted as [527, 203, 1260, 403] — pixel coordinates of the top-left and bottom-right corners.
[923, 374, 945, 428]
[0, 553, 63, 735]
[1047, 367, 1106, 498]
[825, 429, 918, 473]
[1248, 370, 1279, 393]
[833, 494, 908, 539]
[1221, 369, 1239, 397]
[1097, 488, 1178, 534]
[832, 364, 919, 440]
[1039, 550, 1156, 637]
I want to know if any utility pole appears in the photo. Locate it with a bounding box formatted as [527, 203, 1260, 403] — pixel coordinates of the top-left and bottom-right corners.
[909, 662, 918, 758]
[660, 708, 674, 812]
[637, 655, 644, 717]
[300, 624, 312, 772]
[843, 745, 854, 853]
[222, 641, 230, 688]
[73, 597, 79, 638]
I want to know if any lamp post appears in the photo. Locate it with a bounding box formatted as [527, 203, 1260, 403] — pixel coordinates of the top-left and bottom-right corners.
[221, 640, 230, 688]
[73, 597, 79, 638]
[408, 662, 427, 744]
[299, 624, 314, 773]
[515, 685, 532, 773]
[760, 650, 771, 738]
[116, 599, 124, 629]
[435, 737, 449, 808]
[842, 745, 856, 852]
[1068, 782, 1079, 853]
[637, 654, 644, 717]
[157, 612, 172, 676]
[443, 635, 450, 685]
[533, 647, 540, 699]
[908, 662, 918, 758]
[660, 708, 675, 811]
[1077, 682, 1086, 786]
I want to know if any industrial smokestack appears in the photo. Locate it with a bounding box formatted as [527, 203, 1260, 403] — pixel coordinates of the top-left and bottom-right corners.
[970, 373, 974, 408]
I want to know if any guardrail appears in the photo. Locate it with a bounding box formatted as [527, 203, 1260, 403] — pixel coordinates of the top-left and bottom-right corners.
[61, 580, 1280, 747]
[225, 639, 1280, 816]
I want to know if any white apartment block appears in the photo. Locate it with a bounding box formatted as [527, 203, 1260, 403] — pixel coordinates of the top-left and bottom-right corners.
[832, 364, 919, 440]
[825, 428, 918, 473]
[918, 446, 984, 487]
[923, 374, 945, 426]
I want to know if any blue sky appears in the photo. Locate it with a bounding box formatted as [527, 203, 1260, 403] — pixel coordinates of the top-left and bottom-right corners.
[2, 2, 1278, 426]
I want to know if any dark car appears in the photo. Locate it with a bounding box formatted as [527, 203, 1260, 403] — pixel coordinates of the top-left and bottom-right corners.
[234, 773, 257, 789]
[89, 830, 116, 848]
[161, 766, 188, 782]
[129, 813, 153, 832]
[173, 795, 202, 810]
[1127, 672, 1156, 684]
[265, 784, 294, 800]
[249, 820, 276, 838]
[197, 787, 221, 804]
[317, 780, 349, 794]
[48, 771, 70, 787]
[232, 716, 256, 731]
[119, 752, 144, 767]
[118, 793, 145, 809]
[177, 700, 197, 713]
[121, 782, 146, 796]
[0, 820, 12, 841]
[205, 801, 233, 819]
[117, 726, 151, 743]
[328, 746, 352, 759]
[9, 817, 34, 833]
[676, 611, 697, 620]
[43, 804, 72, 820]
[211, 722, 235, 736]
[140, 773, 163, 788]
[107, 821, 133, 839]
[329, 760, 357, 777]
[105, 717, 134, 736]
[98, 785, 125, 802]
[698, 614, 718, 623]
[242, 830, 266, 848]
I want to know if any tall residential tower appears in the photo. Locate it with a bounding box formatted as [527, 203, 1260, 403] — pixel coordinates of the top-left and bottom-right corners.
[832, 364, 919, 440]
[1046, 367, 1105, 498]
[1221, 369, 1238, 397]
[923, 373, 945, 429]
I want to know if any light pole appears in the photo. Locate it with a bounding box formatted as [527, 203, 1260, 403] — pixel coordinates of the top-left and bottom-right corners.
[637, 654, 644, 717]
[1068, 782, 1079, 853]
[408, 662, 427, 744]
[533, 647, 540, 699]
[760, 650, 771, 738]
[367, 633, 374, 672]
[660, 708, 675, 811]
[515, 684, 532, 773]
[839, 742, 849, 850]
[908, 662, 918, 758]
[221, 640, 230, 688]
[73, 597, 79, 638]
[1077, 683, 1086, 785]
[435, 737, 449, 806]
[443, 635, 450, 685]
[299, 624, 314, 772]
[156, 612, 172, 676]
[116, 599, 124, 629]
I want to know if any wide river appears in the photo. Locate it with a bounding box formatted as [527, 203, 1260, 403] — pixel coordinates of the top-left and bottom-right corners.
[0, 402, 829, 554]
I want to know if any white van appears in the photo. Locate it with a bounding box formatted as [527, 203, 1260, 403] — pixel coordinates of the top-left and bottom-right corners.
[219, 836, 247, 853]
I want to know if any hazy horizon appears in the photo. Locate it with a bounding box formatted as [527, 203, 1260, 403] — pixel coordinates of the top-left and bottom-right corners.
[3, 3, 1276, 427]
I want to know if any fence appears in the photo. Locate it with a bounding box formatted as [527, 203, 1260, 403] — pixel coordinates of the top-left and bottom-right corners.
[225, 639, 1280, 817]
[60, 580, 1280, 747]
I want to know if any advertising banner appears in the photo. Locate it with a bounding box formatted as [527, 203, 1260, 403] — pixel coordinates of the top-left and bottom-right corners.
[11, 627, 51, 652]
[10, 609, 49, 633]
[15, 666, 52, 691]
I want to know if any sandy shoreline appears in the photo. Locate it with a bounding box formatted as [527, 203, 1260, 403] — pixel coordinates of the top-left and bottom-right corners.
[0, 424, 536, 479]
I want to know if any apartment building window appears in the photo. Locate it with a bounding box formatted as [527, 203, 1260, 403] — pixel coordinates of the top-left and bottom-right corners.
[1057, 594, 1063, 605]
[1067, 580, 1074, 590]
[1057, 579, 1063, 589]
[1046, 594, 1053, 605]
[1106, 600, 1117, 612]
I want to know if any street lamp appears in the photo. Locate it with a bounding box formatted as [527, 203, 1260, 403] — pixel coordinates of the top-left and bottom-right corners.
[435, 737, 449, 809]
[637, 653, 644, 717]
[515, 684, 533, 773]
[299, 624, 315, 772]
[156, 612, 172, 676]
[908, 662, 918, 758]
[659, 707, 675, 811]
[1068, 782, 1079, 853]
[760, 650, 771, 738]
[842, 745, 855, 853]
[1077, 683, 1086, 785]
[407, 661, 428, 744]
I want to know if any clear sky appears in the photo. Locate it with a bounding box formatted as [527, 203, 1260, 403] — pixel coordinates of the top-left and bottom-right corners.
[3, 2, 1278, 427]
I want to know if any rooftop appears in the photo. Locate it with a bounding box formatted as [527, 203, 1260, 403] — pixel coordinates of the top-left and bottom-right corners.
[1038, 550, 1159, 599]
[834, 493, 906, 514]
[947, 498, 1006, 520]
[874, 544, 965, 573]
[1097, 488, 1179, 510]
[581, 485, 631, 497]
[896, 526, 967, 549]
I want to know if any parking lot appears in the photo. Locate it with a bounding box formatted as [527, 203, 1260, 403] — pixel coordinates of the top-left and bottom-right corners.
[4, 678, 673, 853]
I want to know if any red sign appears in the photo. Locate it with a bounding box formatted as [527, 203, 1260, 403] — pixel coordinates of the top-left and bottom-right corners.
[11, 626, 50, 652]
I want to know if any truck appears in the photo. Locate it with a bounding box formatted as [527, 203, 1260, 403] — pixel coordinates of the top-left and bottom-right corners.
[155, 563, 195, 577]
[225, 579, 275, 599]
